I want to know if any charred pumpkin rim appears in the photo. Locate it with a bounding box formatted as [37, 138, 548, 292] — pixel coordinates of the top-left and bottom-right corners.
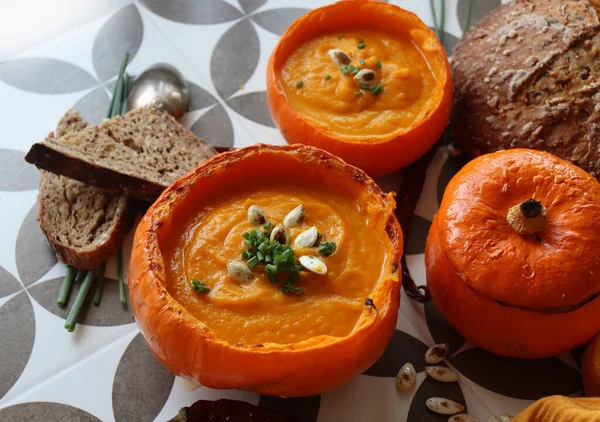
[268, 0, 451, 144]
[141, 143, 402, 350]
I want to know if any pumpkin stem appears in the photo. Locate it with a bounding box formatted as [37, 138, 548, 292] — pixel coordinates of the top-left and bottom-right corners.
[507, 198, 547, 235]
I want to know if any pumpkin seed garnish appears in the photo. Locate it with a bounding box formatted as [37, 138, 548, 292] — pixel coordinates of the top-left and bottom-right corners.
[227, 261, 253, 282]
[426, 397, 465, 415]
[247, 205, 266, 227]
[449, 414, 479, 422]
[354, 68, 376, 85]
[425, 343, 449, 364]
[283, 204, 306, 228]
[299, 255, 327, 275]
[396, 362, 416, 392]
[425, 365, 459, 383]
[270, 224, 289, 244]
[328, 49, 352, 67]
[294, 226, 319, 248]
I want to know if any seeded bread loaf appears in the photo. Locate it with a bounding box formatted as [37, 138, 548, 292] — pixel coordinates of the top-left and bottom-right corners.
[39, 110, 135, 269]
[26, 108, 217, 201]
[450, 0, 600, 179]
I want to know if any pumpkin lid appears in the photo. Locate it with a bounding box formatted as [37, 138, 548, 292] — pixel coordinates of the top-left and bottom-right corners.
[437, 149, 600, 312]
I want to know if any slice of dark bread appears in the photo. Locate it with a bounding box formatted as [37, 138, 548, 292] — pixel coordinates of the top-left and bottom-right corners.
[39, 110, 135, 270]
[26, 108, 217, 202]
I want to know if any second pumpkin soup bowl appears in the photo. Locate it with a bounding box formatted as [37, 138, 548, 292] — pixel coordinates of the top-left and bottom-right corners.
[128, 144, 402, 397]
[266, 0, 452, 176]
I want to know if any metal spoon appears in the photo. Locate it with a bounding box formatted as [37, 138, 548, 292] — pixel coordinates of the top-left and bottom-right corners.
[127, 63, 189, 119]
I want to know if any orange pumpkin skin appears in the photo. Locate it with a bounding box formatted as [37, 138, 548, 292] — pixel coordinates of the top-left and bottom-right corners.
[426, 149, 600, 359]
[266, 0, 452, 176]
[583, 333, 600, 397]
[128, 144, 402, 397]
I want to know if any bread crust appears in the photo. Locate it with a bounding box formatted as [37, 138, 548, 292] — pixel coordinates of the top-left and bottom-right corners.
[29, 142, 165, 202]
[37, 110, 136, 269]
[451, 0, 600, 178]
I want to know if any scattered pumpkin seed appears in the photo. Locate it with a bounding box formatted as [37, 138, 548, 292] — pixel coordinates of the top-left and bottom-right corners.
[426, 365, 459, 383]
[425, 343, 449, 364]
[426, 397, 465, 415]
[299, 255, 327, 275]
[270, 224, 289, 244]
[227, 260, 253, 282]
[449, 414, 479, 422]
[328, 49, 352, 67]
[294, 226, 319, 248]
[247, 205, 266, 226]
[396, 362, 416, 392]
[354, 68, 376, 85]
[283, 204, 306, 228]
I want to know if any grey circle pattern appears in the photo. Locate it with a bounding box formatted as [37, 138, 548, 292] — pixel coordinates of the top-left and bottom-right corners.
[142, 0, 243, 24]
[0, 266, 22, 298]
[112, 333, 175, 422]
[0, 292, 35, 399]
[28, 276, 134, 327]
[407, 376, 467, 422]
[457, 0, 502, 30]
[0, 58, 98, 94]
[16, 203, 58, 287]
[211, 18, 260, 99]
[0, 402, 101, 421]
[92, 4, 143, 82]
[363, 330, 429, 376]
[0, 149, 39, 191]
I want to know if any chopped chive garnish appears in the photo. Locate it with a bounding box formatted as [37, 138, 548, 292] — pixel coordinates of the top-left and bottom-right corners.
[247, 256, 259, 269]
[263, 221, 272, 230]
[354, 91, 363, 97]
[296, 80, 303, 88]
[376, 60, 382, 68]
[371, 84, 384, 95]
[359, 58, 365, 65]
[240, 227, 304, 293]
[319, 241, 337, 257]
[192, 279, 210, 293]
[338, 34, 345, 39]
[325, 74, 331, 80]
[341, 66, 349, 75]
[357, 42, 365, 50]
[360, 84, 373, 91]
[348, 64, 360, 75]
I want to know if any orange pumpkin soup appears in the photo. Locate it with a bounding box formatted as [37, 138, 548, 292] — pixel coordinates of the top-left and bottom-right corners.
[279, 29, 437, 139]
[163, 182, 387, 345]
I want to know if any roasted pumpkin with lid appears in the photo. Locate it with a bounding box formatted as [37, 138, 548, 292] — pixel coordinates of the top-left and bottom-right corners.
[426, 149, 600, 358]
[128, 144, 402, 396]
[266, 0, 452, 176]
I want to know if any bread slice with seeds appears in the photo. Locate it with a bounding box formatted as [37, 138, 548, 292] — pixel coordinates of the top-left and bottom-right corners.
[38, 110, 135, 269]
[26, 108, 216, 202]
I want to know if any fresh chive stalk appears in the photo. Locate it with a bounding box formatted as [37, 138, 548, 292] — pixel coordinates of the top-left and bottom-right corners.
[462, 0, 473, 37]
[64, 270, 95, 332]
[117, 248, 126, 304]
[75, 269, 87, 283]
[92, 262, 107, 306]
[120, 73, 130, 115]
[57, 265, 77, 307]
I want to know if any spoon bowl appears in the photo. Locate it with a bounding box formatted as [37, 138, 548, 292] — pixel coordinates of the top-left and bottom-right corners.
[128, 63, 189, 119]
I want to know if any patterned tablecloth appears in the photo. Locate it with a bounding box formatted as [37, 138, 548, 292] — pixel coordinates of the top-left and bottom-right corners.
[0, 0, 586, 421]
